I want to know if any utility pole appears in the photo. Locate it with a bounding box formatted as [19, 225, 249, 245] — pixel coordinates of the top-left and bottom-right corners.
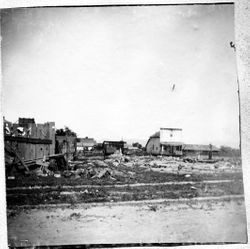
[230, 41, 242, 158]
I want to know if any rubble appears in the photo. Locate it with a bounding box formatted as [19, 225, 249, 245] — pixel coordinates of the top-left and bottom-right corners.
[6, 152, 243, 207]
[6, 148, 242, 185]
[92, 168, 112, 179]
[33, 167, 50, 177]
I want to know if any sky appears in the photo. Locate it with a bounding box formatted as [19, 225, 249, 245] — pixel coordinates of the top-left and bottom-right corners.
[1, 4, 239, 148]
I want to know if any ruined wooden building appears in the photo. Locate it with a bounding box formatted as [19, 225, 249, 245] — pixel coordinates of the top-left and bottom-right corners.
[55, 128, 77, 161]
[4, 117, 55, 162]
[76, 137, 97, 152]
[103, 141, 126, 156]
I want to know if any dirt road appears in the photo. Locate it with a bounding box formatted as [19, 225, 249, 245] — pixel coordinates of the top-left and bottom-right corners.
[8, 197, 247, 247]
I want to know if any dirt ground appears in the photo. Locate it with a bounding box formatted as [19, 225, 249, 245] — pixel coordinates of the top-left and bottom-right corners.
[8, 198, 247, 247]
[6, 179, 244, 206]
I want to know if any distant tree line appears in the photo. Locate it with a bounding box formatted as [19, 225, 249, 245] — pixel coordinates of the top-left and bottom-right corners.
[56, 126, 77, 137]
[218, 146, 240, 157]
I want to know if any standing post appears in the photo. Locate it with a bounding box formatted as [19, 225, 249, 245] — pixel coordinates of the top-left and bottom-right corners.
[230, 41, 242, 158]
[209, 144, 212, 160]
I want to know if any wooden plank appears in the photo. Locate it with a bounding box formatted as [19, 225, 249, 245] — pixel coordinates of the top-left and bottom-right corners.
[5, 143, 29, 172]
[36, 144, 43, 159]
[28, 123, 36, 138]
[25, 143, 36, 161]
[48, 122, 55, 155]
[5, 136, 52, 144]
[23, 153, 66, 162]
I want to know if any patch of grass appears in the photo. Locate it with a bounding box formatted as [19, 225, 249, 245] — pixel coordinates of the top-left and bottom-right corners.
[7, 180, 244, 207]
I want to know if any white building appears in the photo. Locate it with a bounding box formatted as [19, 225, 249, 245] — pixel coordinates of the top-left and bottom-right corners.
[146, 128, 183, 156]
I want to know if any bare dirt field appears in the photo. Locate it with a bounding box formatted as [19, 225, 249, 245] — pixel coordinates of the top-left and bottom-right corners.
[8, 198, 246, 247]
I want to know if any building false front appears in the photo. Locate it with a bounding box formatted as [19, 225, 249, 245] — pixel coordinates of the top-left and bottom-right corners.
[146, 128, 183, 156]
[146, 128, 219, 158]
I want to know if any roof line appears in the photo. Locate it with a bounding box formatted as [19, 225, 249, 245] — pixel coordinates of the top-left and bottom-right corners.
[160, 127, 182, 131]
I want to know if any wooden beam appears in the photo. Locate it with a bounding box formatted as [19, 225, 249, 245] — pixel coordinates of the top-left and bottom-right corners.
[5, 143, 30, 172]
[5, 136, 52, 144]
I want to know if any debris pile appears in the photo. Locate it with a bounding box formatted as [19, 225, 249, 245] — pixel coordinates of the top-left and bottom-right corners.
[6, 152, 241, 182]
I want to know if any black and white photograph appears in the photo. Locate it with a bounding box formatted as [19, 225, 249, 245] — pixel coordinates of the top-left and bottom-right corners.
[1, 2, 248, 247]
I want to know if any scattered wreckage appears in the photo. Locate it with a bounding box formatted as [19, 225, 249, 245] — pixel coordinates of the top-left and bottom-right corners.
[6, 144, 241, 183]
